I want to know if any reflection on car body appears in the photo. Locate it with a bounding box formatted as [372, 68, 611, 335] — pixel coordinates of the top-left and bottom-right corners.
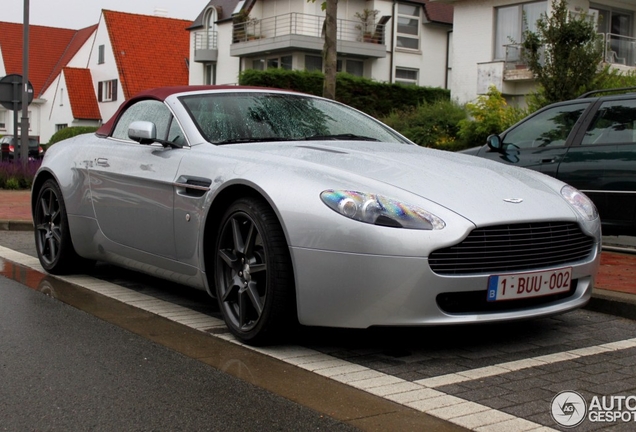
[32, 86, 601, 344]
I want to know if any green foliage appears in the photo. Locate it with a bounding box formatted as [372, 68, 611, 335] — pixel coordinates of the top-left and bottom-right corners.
[591, 65, 636, 91]
[0, 160, 40, 190]
[380, 99, 467, 151]
[522, 0, 603, 108]
[238, 69, 450, 118]
[48, 126, 99, 146]
[457, 87, 527, 147]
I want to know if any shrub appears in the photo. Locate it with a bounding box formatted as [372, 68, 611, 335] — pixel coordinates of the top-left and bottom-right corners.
[0, 160, 41, 190]
[457, 87, 527, 148]
[238, 69, 450, 118]
[48, 126, 99, 147]
[380, 99, 467, 150]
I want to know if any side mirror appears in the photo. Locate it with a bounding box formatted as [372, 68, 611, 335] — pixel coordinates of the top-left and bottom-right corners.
[486, 134, 503, 152]
[128, 121, 157, 145]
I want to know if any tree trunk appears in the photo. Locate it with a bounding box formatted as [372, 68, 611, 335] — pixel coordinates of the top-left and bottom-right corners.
[323, 0, 338, 100]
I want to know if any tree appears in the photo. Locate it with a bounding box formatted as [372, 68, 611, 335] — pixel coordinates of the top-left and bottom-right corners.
[522, 0, 603, 108]
[309, 0, 338, 99]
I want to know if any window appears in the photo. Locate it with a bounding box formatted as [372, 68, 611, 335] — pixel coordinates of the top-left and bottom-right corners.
[396, 3, 420, 50]
[305, 55, 322, 72]
[502, 102, 589, 149]
[395, 68, 419, 85]
[336, 59, 364, 77]
[495, 1, 547, 61]
[112, 99, 183, 144]
[253, 55, 292, 71]
[56, 124, 68, 132]
[98, 45, 105, 64]
[582, 100, 636, 145]
[592, 6, 634, 64]
[0, 110, 5, 130]
[204, 63, 216, 85]
[98, 79, 118, 102]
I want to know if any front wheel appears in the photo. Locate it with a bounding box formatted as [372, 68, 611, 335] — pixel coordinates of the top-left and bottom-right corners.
[214, 197, 296, 345]
[34, 179, 91, 274]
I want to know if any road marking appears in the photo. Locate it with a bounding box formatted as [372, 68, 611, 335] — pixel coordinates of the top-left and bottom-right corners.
[4, 244, 635, 431]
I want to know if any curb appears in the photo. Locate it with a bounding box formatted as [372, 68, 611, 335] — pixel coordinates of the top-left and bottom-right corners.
[0, 220, 33, 231]
[586, 288, 636, 321]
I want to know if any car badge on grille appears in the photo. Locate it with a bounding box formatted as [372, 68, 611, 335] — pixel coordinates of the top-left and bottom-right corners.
[503, 198, 523, 203]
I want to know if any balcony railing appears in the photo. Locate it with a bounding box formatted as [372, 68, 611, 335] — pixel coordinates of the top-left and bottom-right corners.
[193, 30, 218, 63]
[232, 13, 385, 45]
[603, 33, 636, 66]
[194, 30, 218, 50]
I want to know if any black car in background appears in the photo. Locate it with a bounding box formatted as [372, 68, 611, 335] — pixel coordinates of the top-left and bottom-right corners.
[0, 135, 44, 161]
[463, 88, 636, 236]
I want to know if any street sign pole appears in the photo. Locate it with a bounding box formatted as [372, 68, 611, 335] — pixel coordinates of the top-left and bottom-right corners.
[20, 0, 30, 166]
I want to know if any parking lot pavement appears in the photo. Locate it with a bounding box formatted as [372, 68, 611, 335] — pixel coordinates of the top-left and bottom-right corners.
[2, 232, 636, 431]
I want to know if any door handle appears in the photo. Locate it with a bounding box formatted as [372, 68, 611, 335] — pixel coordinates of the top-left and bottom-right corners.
[96, 158, 109, 167]
[541, 158, 556, 164]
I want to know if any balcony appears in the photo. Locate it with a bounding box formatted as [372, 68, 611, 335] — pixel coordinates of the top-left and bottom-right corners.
[501, 33, 636, 81]
[603, 33, 636, 68]
[193, 30, 218, 63]
[230, 13, 386, 59]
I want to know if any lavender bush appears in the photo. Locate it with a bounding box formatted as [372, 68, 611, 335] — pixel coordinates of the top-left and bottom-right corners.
[0, 159, 41, 190]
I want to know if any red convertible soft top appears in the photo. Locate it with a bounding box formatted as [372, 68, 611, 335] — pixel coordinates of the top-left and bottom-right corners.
[95, 85, 278, 137]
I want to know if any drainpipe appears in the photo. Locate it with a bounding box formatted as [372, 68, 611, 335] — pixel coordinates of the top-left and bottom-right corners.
[390, 1, 396, 83]
[445, 29, 452, 90]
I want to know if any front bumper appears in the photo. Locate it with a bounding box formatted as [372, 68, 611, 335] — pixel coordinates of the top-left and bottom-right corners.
[291, 245, 599, 328]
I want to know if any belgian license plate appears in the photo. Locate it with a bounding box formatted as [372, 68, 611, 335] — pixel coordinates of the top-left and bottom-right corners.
[487, 267, 572, 302]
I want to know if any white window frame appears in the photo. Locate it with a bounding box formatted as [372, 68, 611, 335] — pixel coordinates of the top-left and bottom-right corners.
[396, 3, 421, 51]
[98, 79, 118, 102]
[395, 67, 419, 85]
[494, 1, 547, 61]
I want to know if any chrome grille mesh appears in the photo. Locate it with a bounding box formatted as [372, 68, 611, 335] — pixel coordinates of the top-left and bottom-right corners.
[429, 222, 595, 275]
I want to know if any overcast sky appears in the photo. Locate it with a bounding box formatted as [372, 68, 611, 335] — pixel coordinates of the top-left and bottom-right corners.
[6, 0, 210, 29]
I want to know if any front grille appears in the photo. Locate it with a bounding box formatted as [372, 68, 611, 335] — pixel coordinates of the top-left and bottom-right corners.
[436, 280, 578, 314]
[429, 222, 595, 275]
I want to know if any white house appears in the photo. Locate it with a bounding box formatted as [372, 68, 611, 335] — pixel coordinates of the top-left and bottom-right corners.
[431, 0, 636, 105]
[187, 0, 454, 88]
[1, 10, 192, 143]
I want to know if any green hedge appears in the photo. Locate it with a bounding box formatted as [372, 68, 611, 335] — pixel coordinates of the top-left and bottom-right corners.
[47, 126, 99, 147]
[238, 69, 450, 118]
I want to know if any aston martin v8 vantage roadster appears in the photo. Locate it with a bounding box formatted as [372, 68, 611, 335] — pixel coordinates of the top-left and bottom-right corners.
[32, 86, 601, 344]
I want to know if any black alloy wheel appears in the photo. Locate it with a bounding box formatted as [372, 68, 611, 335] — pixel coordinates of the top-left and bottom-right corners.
[34, 179, 87, 274]
[215, 197, 295, 345]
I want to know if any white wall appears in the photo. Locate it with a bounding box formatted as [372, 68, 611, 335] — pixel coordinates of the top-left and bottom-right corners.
[90, 16, 124, 123]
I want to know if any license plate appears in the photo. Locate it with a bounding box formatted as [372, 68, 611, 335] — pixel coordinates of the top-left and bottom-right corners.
[487, 267, 572, 302]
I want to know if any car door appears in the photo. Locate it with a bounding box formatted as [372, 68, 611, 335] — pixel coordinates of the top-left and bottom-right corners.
[476, 101, 593, 177]
[88, 99, 186, 259]
[557, 97, 636, 234]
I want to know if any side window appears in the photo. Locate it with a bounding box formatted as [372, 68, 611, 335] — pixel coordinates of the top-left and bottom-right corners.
[582, 99, 636, 145]
[503, 103, 589, 149]
[112, 100, 173, 141]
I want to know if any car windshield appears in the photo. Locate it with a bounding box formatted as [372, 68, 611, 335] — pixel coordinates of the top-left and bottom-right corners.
[179, 92, 410, 145]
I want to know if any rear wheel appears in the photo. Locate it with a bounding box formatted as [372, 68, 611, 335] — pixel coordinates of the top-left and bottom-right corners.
[34, 179, 91, 274]
[214, 197, 296, 345]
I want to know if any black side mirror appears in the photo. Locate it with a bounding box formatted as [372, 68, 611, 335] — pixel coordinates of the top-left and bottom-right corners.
[486, 134, 503, 152]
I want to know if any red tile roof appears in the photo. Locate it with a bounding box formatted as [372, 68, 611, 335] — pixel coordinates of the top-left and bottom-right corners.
[103, 10, 191, 99]
[63, 67, 101, 120]
[0, 22, 96, 97]
[412, 0, 454, 25]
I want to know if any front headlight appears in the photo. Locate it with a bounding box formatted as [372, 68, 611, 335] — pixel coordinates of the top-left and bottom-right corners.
[320, 190, 445, 230]
[561, 185, 598, 221]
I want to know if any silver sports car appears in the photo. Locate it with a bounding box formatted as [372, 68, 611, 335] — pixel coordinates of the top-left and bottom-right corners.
[32, 86, 601, 344]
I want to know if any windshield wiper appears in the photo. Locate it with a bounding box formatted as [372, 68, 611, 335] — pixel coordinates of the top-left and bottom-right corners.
[304, 134, 380, 142]
[214, 137, 297, 145]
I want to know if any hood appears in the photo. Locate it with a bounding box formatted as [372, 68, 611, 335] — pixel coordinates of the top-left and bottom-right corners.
[230, 141, 579, 227]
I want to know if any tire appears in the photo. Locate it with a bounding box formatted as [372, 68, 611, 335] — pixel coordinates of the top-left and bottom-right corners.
[34, 179, 92, 274]
[214, 197, 296, 345]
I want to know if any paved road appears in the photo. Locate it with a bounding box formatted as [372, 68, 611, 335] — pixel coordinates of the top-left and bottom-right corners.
[3, 231, 636, 431]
